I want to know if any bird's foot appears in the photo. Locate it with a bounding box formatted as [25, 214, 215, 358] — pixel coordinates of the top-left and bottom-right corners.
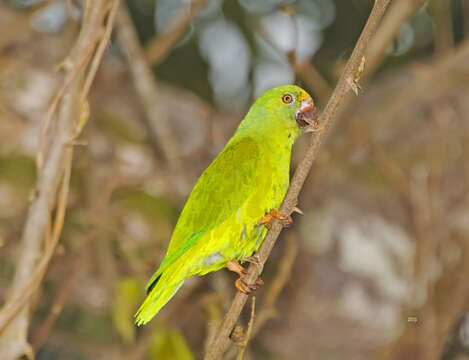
[257, 209, 293, 229]
[242, 253, 261, 265]
[235, 277, 264, 295]
[226, 260, 264, 295]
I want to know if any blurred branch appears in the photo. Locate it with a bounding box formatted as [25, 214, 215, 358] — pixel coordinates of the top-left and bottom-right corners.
[226, 234, 298, 360]
[294, 61, 332, 105]
[203, 294, 224, 356]
[359, 38, 469, 135]
[336, 37, 469, 164]
[372, 149, 409, 196]
[0, 1, 118, 359]
[256, 17, 332, 105]
[144, 0, 209, 66]
[235, 296, 255, 360]
[252, 234, 297, 335]
[115, 3, 189, 194]
[31, 173, 120, 351]
[363, 0, 427, 80]
[375, 95, 467, 360]
[203, 1, 391, 359]
[378, 235, 469, 360]
[431, 0, 455, 58]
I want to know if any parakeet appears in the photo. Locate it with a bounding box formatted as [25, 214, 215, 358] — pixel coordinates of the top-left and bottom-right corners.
[135, 85, 317, 325]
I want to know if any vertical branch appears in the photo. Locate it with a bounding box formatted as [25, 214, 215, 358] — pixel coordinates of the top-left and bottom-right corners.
[0, 1, 118, 359]
[236, 296, 256, 360]
[252, 234, 298, 335]
[431, 0, 455, 57]
[203, 1, 391, 359]
[115, 3, 189, 193]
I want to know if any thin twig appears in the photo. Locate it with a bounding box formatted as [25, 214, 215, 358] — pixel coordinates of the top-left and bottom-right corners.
[226, 235, 298, 360]
[363, 0, 426, 80]
[236, 296, 256, 360]
[36, 39, 97, 170]
[0, 147, 72, 334]
[203, 1, 391, 359]
[256, 17, 332, 105]
[252, 234, 297, 336]
[294, 61, 333, 105]
[431, 0, 455, 58]
[144, 0, 210, 66]
[81, 0, 120, 102]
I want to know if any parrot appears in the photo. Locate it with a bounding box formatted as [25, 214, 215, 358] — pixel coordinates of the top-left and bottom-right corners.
[135, 85, 317, 326]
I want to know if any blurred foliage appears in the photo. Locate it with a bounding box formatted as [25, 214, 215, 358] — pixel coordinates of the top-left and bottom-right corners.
[147, 329, 195, 360]
[112, 278, 144, 344]
[0, 152, 36, 187]
[96, 111, 147, 144]
[112, 188, 179, 222]
[57, 305, 114, 344]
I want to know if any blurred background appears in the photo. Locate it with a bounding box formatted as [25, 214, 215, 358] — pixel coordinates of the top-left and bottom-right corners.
[1, 0, 469, 359]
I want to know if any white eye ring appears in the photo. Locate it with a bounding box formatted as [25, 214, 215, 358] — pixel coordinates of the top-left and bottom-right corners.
[282, 93, 295, 104]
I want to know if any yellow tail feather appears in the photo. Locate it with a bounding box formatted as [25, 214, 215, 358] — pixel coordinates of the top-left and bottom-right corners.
[135, 278, 184, 326]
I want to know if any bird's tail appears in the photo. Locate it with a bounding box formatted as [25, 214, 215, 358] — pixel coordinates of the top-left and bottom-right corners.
[135, 273, 184, 326]
[135, 232, 204, 325]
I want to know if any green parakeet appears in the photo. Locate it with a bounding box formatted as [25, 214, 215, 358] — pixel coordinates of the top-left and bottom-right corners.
[135, 85, 317, 325]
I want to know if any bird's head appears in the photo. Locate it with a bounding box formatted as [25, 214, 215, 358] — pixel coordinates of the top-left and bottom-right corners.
[235, 85, 318, 145]
[243, 85, 318, 137]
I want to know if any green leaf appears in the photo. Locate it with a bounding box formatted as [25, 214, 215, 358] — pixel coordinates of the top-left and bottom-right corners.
[147, 329, 194, 360]
[112, 277, 142, 344]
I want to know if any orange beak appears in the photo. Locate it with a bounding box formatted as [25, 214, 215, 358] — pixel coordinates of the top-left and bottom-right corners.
[295, 97, 318, 132]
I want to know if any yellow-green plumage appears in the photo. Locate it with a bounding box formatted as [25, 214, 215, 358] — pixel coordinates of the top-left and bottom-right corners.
[135, 85, 313, 325]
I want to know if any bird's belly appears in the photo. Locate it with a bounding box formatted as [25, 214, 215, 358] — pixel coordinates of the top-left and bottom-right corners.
[195, 173, 288, 275]
[195, 215, 267, 276]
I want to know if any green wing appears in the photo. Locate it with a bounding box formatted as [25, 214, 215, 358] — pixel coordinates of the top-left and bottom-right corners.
[146, 137, 260, 290]
[167, 137, 260, 256]
[168, 136, 260, 255]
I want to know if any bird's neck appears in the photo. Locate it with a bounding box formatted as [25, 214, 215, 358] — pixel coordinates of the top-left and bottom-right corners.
[233, 129, 296, 166]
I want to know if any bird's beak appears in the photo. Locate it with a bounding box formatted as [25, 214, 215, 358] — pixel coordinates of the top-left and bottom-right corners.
[296, 97, 319, 132]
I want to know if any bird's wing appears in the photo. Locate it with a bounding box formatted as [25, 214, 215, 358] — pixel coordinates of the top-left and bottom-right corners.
[168, 136, 260, 254]
[148, 136, 260, 284]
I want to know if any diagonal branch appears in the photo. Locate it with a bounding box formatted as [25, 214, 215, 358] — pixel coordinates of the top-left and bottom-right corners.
[144, 0, 210, 66]
[115, 3, 190, 193]
[203, 1, 391, 359]
[363, 0, 427, 80]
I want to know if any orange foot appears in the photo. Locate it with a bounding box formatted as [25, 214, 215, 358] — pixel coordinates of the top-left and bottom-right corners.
[257, 209, 293, 230]
[226, 260, 264, 295]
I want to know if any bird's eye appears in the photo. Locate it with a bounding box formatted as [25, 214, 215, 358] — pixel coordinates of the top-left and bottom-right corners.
[282, 93, 294, 104]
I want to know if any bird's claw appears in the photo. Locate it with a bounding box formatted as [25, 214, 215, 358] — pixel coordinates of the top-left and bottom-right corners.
[242, 254, 261, 265]
[258, 209, 293, 229]
[235, 277, 264, 295]
[227, 260, 264, 294]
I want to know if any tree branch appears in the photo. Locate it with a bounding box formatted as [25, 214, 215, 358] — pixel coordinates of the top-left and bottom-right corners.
[115, 3, 190, 194]
[363, 0, 426, 80]
[203, 1, 391, 359]
[0, 1, 118, 358]
[144, 0, 210, 66]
